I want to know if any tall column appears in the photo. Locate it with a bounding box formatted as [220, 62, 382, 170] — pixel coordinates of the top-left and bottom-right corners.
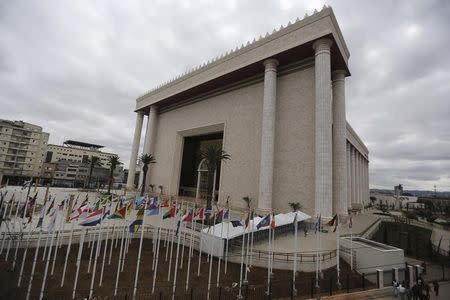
[351, 147, 356, 208]
[332, 70, 347, 216]
[358, 154, 363, 205]
[356, 153, 360, 205]
[126, 111, 144, 190]
[257, 58, 279, 212]
[346, 143, 351, 210]
[313, 38, 333, 218]
[139, 106, 159, 188]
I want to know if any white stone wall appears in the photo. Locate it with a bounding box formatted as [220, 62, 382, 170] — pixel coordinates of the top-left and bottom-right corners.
[149, 66, 317, 213]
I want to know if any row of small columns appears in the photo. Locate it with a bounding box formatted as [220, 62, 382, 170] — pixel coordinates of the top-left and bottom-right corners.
[347, 143, 369, 209]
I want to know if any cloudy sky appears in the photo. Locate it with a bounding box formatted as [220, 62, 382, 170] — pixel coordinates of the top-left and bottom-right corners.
[1, 0, 449, 191]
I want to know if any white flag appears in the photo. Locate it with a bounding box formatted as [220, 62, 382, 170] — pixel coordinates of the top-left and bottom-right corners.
[47, 210, 57, 232]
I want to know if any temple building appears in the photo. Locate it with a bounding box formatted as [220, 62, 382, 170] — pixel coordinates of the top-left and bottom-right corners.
[127, 6, 369, 217]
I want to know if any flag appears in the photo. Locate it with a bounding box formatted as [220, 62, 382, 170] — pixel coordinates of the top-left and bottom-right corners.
[47, 209, 57, 232]
[270, 214, 276, 230]
[327, 214, 337, 227]
[243, 212, 250, 228]
[182, 209, 193, 222]
[37, 202, 46, 228]
[223, 209, 229, 221]
[314, 215, 321, 234]
[333, 215, 339, 233]
[100, 195, 110, 206]
[204, 208, 213, 220]
[348, 215, 352, 229]
[175, 219, 181, 236]
[163, 206, 176, 219]
[256, 214, 271, 229]
[231, 220, 243, 227]
[145, 204, 160, 216]
[46, 197, 55, 215]
[92, 197, 101, 212]
[215, 210, 224, 222]
[65, 195, 75, 222]
[109, 206, 126, 219]
[126, 199, 134, 216]
[22, 179, 32, 190]
[146, 196, 158, 207]
[194, 208, 204, 221]
[79, 207, 105, 226]
[129, 206, 145, 233]
[135, 195, 148, 210]
[160, 199, 170, 207]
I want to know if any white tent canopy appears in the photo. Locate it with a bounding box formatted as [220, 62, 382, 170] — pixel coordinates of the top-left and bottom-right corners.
[201, 210, 311, 240]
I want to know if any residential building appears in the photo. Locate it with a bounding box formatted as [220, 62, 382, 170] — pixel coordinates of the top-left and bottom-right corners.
[0, 119, 49, 184]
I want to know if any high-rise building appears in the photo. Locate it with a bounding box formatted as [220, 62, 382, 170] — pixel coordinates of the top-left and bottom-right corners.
[0, 119, 49, 184]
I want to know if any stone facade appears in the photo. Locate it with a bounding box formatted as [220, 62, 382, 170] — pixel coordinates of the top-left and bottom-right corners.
[127, 6, 369, 217]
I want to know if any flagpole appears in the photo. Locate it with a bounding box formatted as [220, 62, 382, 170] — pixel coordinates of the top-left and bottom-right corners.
[244, 210, 252, 283]
[51, 198, 68, 275]
[133, 201, 146, 299]
[89, 207, 105, 299]
[336, 214, 340, 288]
[224, 212, 230, 274]
[108, 222, 116, 264]
[250, 210, 255, 267]
[238, 218, 247, 299]
[17, 193, 38, 284]
[5, 191, 21, 261]
[25, 226, 42, 300]
[315, 216, 319, 287]
[266, 218, 272, 295]
[167, 199, 178, 281]
[180, 215, 187, 269]
[350, 216, 353, 271]
[207, 209, 216, 300]
[171, 203, 183, 300]
[1, 193, 15, 254]
[114, 221, 126, 296]
[216, 207, 224, 287]
[0, 200, 10, 254]
[185, 204, 195, 291]
[61, 218, 75, 287]
[72, 229, 86, 299]
[293, 211, 298, 296]
[12, 182, 32, 270]
[152, 204, 163, 270]
[39, 210, 58, 300]
[99, 221, 111, 286]
[197, 206, 205, 277]
[87, 227, 96, 273]
[152, 210, 163, 294]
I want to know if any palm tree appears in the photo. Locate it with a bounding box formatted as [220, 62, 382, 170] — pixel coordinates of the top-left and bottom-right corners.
[107, 155, 122, 194]
[86, 156, 101, 189]
[288, 202, 302, 212]
[242, 196, 252, 210]
[199, 145, 231, 209]
[140, 153, 156, 196]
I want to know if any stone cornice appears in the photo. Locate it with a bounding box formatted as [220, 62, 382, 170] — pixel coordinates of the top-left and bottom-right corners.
[135, 5, 350, 112]
[346, 122, 369, 158]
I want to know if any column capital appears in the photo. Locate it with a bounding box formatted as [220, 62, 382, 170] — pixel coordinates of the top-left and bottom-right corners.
[312, 38, 333, 53]
[149, 105, 158, 114]
[263, 58, 279, 71]
[332, 69, 346, 81]
[136, 110, 145, 117]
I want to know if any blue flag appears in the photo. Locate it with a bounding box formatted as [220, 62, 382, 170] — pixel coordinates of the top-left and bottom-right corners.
[231, 220, 243, 227]
[256, 214, 271, 229]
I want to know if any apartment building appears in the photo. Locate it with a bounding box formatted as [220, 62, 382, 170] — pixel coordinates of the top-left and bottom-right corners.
[0, 119, 49, 184]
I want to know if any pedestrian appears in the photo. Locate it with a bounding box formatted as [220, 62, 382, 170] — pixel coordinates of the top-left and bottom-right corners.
[393, 279, 399, 297]
[424, 283, 430, 300]
[399, 282, 406, 300]
[433, 281, 439, 296]
[412, 284, 418, 300]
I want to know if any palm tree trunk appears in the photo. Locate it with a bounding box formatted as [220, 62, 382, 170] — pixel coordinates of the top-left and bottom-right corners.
[87, 166, 94, 189]
[140, 167, 148, 197]
[107, 168, 114, 194]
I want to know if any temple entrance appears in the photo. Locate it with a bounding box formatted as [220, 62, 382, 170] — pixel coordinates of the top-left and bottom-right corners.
[178, 132, 223, 198]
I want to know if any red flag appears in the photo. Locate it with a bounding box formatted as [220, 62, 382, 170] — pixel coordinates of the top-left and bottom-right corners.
[270, 214, 276, 230]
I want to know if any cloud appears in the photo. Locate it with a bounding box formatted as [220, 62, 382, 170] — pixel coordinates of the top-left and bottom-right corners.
[0, 0, 449, 191]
